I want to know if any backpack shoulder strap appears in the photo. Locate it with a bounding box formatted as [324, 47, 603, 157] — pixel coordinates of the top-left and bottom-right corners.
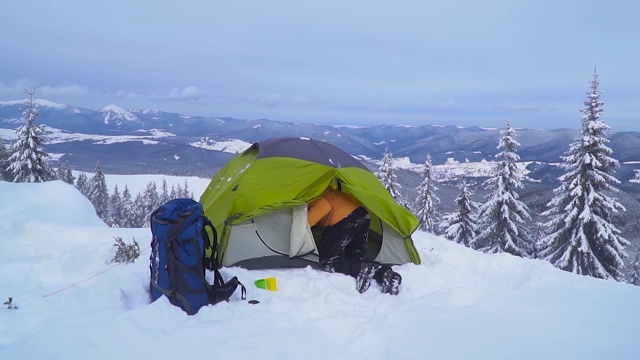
[200, 214, 247, 303]
[202, 215, 219, 271]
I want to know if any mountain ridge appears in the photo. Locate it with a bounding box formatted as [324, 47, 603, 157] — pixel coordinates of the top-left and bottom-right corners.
[1, 98, 640, 182]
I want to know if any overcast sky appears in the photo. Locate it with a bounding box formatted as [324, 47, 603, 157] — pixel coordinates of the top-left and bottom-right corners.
[1, 1, 639, 130]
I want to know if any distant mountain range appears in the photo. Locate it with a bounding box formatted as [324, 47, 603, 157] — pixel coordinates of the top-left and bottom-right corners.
[2, 99, 640, 186]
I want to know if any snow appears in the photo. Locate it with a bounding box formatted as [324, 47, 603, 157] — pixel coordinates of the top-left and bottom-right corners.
[1, 178, 640, 359]
[100, 105, 139, 123]
[332, 125, 372, 129]
[0, 99, 67, 109]
[367, 155, 534, 181]
[0, 128, 17, 140]
[40, 128, 176, 145]
[393, 124, 419, 128]
[189, 138, 252, 154]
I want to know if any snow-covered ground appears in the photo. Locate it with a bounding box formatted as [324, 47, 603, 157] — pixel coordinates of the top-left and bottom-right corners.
[1, 178, 639, 360]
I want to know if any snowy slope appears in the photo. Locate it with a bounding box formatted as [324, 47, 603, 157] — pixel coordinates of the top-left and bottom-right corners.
[0, 180, 639, 360]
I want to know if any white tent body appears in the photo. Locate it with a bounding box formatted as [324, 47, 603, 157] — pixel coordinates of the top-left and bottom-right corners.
[224, 205, 412, 269]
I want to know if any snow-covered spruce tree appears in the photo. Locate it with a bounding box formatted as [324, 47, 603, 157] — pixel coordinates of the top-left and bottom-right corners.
[160, 178, 170, 204]
[108, 237, 140, 264]
[75, 172, 90, 198]
[626, 253, 640, 286]
[55, 163, 64, 181]
[142, 181, 161, 223]
[0, 139, 11, 181]
[133, 193, 148, 227]
[414, 153, 441, 233]
[472, 120, 532, 257]
[375, 147, 403, 205]
[88, 161, 110, 220]
[440, 181, 480, 248]
[8, 90, 56, 183]
[529, 222, 548, 259]
[120, 185, 137, 228]
[107, 185, 124, 228]
[57, 161, 75, 185]
[180, 179, 193, 198]
[538, 68, 629, 281]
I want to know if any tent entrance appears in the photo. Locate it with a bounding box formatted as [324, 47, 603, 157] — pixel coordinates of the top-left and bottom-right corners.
[225, 207, 321, 269]
[225, 205, 395, 269]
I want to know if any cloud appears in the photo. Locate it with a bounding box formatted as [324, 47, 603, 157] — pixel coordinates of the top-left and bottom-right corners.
[0, 79, 36, 94]
[0, 79, 90, 98]
[115, 90, 141, 99]
[372, 100, 458, 112]
[492, 104, 546, 112]
[146, 86, 208, 105]
[167, 86, 205, 102]
[247, 93, 309, 107]
[38, 84, 89, 97]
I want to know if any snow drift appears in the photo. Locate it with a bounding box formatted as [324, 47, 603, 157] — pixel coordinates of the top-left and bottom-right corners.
[1, 179, 639, 360]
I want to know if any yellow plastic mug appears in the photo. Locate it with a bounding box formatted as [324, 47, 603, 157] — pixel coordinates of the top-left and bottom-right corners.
[255, 277, 277, 291]
[266, 277, 277, 291]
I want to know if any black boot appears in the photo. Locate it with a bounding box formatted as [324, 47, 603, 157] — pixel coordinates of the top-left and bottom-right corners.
[374, 265, 402, 295]
[355, 262, 382, 293]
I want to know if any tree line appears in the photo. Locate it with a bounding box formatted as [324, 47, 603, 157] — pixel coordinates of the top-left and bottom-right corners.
[376, 69, 639, 285]
[71, 161, 194, 228]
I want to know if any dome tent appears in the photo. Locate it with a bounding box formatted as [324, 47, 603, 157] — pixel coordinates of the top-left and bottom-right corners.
[199, 137, 421, 269]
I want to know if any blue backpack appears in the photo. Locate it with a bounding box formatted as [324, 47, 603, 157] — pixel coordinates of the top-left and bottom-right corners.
[149, 198, 245, 315]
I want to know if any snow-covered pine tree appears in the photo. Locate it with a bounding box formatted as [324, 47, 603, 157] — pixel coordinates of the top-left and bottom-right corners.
[56, 162, 64, 181]
[0, 139, 11, 181]
[64, 164, 75, 185]
[180, 179, 193, 198]
[8, 90, 56, 183]
[108, 236, 140, 264]
[538, 68, 629, 281]
[107, 185, 124, 228]
[75, 172, 90, 198]
[440, 181, 480, 247]
[120, 185, 137, 228]
[142, 181, 161, 223]
[88, 161, 109, 220]
[529, 222, 548, 259]
[626, 253, 640, 286]
[631, 169, 640, 183]
[57, 161, 75, 185]
[472, 120, 532, 257]
[133, 193, 148, 227]
[414, 153, 441, 233]
[375, 147, 403, 205]
[160, 178, 170, 204]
